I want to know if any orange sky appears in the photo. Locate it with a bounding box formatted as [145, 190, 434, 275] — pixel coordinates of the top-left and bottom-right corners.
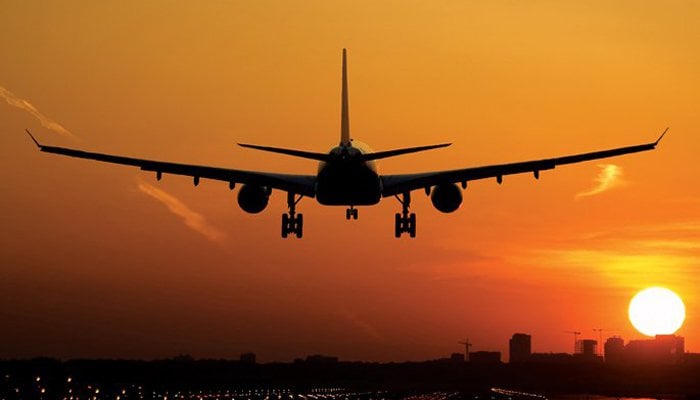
[1, 1, 700, 362]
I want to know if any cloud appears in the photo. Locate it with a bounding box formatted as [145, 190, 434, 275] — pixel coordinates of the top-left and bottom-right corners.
[509, 219, 700, 294]
[339, 311, 384, 341]
[0, 85, 75, 138]
[576, 163, 626, 199]
[137, 182, 227, 245]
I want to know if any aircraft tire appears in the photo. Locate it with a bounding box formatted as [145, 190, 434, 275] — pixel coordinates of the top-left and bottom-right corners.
[394, 213, 402, 238]
[409, 213, 416, 238]
[282, 214, 289, 238]
[296, 213, 304, 238]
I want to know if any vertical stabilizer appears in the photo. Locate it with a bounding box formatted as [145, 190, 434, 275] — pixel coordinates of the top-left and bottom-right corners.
[340, 48, 351, 146]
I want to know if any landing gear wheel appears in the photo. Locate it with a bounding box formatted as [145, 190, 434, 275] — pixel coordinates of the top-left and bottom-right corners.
[281, 214, 289, 238]
[296, 214, 304, 238]
[394, 213, 402, 238]
[346, 207, 359, 220]
[281, 192, 305, 238]
[393, 192, 417, 238]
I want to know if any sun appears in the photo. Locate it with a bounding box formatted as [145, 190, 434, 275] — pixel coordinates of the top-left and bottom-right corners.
[628, 287, 685, 337]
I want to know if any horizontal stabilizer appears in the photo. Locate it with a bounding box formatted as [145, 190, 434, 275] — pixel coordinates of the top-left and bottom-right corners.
[362, 143, 451, 161]
[238, 143, 331, 162]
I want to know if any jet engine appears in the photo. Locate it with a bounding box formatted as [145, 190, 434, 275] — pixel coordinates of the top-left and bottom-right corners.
[430, 183, 462, 213]
[237, 184, 270, 214]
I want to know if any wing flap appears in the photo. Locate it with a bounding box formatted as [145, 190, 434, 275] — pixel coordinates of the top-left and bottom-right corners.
[28, 132, 316, 197]
[382, 132, 665, 197]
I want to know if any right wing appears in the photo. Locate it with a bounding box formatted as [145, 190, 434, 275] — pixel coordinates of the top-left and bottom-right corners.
[381, 129, 667, 197]
[26, 130, 317, 197]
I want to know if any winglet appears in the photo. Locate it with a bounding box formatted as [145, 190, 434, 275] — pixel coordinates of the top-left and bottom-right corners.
[654, 127, 669, 145]
[25, 129, 42, 148]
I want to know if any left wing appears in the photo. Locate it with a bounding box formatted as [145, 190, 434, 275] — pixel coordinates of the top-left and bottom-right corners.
[381, 129, 667, 197]
[26, 131, 317, 197]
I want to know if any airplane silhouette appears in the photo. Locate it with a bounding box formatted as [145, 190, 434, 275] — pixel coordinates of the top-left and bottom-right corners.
[26, 49, 666, 238]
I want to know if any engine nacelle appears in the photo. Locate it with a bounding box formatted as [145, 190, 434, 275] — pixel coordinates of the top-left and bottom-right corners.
[430, 183, 462, 213]
[237, 184, 270, 214]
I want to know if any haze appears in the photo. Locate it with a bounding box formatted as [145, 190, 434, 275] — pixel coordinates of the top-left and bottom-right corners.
[1, 1, 699, 362]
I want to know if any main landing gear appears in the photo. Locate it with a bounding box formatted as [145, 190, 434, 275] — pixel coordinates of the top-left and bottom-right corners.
[282, 192, 304, 238]
[394, 192, 416, 238]
[346, 206, 358, 220]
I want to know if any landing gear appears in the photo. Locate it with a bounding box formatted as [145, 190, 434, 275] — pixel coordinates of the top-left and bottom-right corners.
[282, 192, 304, 238]
[394, 192, 416, 238]
[345, 206, 358, 220]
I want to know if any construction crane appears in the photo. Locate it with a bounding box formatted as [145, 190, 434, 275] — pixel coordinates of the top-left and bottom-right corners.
[458, 338, 472, 361]
[564, 331, 581, 354]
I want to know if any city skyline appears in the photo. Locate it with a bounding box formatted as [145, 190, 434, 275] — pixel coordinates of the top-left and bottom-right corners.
[1, 1, 699, 362]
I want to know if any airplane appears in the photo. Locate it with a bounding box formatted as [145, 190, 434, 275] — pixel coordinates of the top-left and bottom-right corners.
[26, 49, 666, 239]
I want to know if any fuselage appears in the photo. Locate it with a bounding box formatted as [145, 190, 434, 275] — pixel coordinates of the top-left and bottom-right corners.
[315, 142, 382, 206]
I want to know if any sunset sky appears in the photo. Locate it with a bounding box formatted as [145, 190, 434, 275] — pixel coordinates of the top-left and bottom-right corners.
[1, 1, 700, 362]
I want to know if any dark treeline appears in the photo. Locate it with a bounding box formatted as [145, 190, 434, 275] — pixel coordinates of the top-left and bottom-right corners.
[2, 357, 700, 398]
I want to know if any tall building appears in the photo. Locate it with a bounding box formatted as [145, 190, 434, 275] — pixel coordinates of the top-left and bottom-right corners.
[576, 339, 597, 356]
[509, 333, 531, 363]
[604, 337, 625, 364]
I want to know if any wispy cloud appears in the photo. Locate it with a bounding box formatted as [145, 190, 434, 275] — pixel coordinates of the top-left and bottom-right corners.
[137, 182, 227, 245]
[0, 85, 75, 138]
[509, 219, 700, 295]
[576, 163, 626, 199]
[339, 311, 384, 341]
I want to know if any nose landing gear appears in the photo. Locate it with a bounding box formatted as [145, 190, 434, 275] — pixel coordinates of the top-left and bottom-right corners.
[282, 192, 304, 238]
[345, 206, 358, 220]
[394, 192, 416, 238]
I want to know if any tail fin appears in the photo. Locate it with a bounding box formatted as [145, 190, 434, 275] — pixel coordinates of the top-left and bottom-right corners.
[340, 48, 351, 146]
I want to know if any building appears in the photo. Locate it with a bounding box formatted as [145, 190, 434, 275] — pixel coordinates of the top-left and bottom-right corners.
[624, 335, 684, 365]
[604, 337, 625, 364]
[509, 333, 532, 363]
[684, 353, 700, 365]
[305, 354, 339, 364]
[450, 352, 465, 362]
[528, 353, 573, 364]
[576, 339, 597, 356]
[469, 351, 501, 364]
[239, 352, 256, 364]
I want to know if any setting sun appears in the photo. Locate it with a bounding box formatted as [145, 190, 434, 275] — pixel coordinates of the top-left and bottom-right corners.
[629, 287, 686, 337]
